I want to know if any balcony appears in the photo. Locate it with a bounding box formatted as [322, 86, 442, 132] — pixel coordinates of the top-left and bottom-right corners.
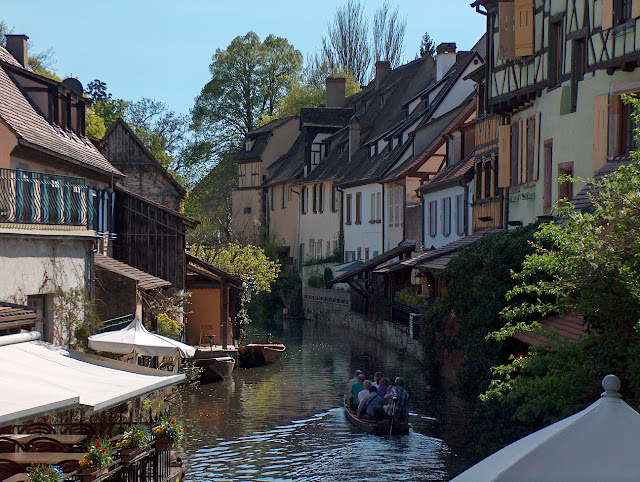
[0, 168, 95, 231]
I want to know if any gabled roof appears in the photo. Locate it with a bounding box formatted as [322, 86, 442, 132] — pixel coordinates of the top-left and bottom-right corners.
[417, 154, 475, 195]
[95, 253, 171, 290]
[0, 47, 122, 178]
[104, 118, 186, 196]
[234, 115, 298, 163]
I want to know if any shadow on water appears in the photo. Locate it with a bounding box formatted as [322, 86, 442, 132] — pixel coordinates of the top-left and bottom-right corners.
[180, 318, 471, 481]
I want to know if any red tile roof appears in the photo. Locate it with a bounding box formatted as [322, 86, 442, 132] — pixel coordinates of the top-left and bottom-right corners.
[513, 314, 587, 346]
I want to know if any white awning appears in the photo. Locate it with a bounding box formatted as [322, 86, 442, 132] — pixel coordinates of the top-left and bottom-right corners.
[0, 338, 185, 426]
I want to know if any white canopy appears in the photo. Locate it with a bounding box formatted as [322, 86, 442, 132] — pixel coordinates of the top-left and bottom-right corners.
[453, 375, 640, 482]
[88, 316, 196, 358]
[0, 336, 185, 426]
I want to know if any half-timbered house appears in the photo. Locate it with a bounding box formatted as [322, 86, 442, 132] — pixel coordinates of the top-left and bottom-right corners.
[472, 0, 640, 225]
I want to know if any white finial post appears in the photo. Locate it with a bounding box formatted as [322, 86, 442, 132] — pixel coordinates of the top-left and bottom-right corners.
[601, 374, 622, 398]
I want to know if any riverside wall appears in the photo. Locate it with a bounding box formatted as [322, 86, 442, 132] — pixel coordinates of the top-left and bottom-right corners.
[302, 287, 423, 359]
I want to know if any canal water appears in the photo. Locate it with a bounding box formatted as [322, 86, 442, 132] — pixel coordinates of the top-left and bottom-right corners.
[180, 319, 470, 481]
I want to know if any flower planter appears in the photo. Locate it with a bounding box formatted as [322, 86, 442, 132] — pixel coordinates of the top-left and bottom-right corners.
[120, 447, 143, 462]
[155, 437, 170, 451]
[81, 466, 108, 481]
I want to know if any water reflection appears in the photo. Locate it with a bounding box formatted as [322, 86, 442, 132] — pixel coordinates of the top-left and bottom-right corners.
[180, 319, 469, 481]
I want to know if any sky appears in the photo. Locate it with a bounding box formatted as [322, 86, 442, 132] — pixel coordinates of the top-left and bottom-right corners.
[1, 0, 486, 118]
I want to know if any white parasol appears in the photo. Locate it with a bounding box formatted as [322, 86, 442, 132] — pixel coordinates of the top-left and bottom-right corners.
[453, 374, 640, 482]
[88, 316, 195, 358]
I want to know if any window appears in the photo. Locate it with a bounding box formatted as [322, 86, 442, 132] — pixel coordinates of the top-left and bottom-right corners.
[243, 207, 252, 214]
[250, 163, 260, 186]
[356, 247, 362, 260]
[311, 142, 322, 166]
[620, 98, 640, 155]
[365, 248, 370, 261]
[238, 164, 247, 187]
[394, 186, 401, 227]
[549, 21, 563, 88]
[476, 160, 483, 200]
[317, 239, 323, 258]
[442, 197, 451, 236]
[326, 241, 331, 256]
[301, 186, 308, 214]
[312, 185, 317, 213]
[270, 187, 275, 211]
[558, 161, 574, 202]
[389, 186, 395, 226]
[376, 192, 381, 222]
[484, 162, 492, 198]
[571, 38, 586, 113]
[331, 184, 338, 212]
[456, 194, 464, 235]
[318, 184, 324, 213]
[346, 194, 352, 224]
[245, 139, 255, 151]
[614, 0, 633, 25]
[370, 193, 376, 222]
[355, 192, 362, 224]
[282, 184, 287, 209]
[544, 140, 553, 214]
[309, 239, 315, 258]
[428, 200, 438, 237]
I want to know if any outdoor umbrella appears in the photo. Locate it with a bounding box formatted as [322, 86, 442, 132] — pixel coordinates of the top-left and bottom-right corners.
[453, 374, 640, 481]
[88, 316, 195, 358]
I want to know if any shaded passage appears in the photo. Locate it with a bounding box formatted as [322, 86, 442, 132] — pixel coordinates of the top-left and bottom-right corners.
[180, 320, 469, 481]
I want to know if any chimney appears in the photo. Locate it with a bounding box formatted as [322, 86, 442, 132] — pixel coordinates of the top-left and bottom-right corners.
[375, 61, 391, 90]
[349, 115, 360, 163]
[436, 42, 457, 82]
[326, 77, 346, 108]
[5, 34, 29, 69]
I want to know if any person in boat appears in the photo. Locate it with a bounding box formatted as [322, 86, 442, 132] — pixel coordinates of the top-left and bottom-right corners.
[357, 386, 384, 421]
[349, 374, 365, 410]
[357, 380, 373, 405]
[377, 377, 390, 399]
[384, 377, 410, 422]
[346, 369, 363, 393]
[371, 372, 383, 388]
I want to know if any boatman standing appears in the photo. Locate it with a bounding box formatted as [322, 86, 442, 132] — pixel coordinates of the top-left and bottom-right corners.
[384, 377, 409, 421]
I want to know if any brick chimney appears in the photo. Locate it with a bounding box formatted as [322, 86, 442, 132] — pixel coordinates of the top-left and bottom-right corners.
[436, 42, 457, 82]
[375, 61, 391, 90]
[349, 115, 360, 163]
[326, 77, 346, 108]
[5, 34, 29, 69]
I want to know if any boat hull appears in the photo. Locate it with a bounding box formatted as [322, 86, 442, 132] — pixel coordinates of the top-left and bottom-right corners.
[238, 341, 285, 368]
[343, 399, 410, 435]
[194, 356, 236, 382]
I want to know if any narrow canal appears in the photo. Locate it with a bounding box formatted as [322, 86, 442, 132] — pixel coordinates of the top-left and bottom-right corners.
[180, 319, 471, 481]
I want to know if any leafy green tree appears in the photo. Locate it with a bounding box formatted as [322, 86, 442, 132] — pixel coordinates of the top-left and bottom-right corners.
[85, 79, 129, 134]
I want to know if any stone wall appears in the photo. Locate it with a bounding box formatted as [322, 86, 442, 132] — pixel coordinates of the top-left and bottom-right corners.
[303, 287, 423, 358]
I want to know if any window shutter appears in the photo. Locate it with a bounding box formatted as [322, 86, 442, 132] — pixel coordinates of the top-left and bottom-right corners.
[515, 0, 534, 57]
[593, 93, 609, 171]
[633, 0, 640, 18]
[498, 124, 511, 188]
[602, 0, 614, 29]
[498, 2, 516, 60]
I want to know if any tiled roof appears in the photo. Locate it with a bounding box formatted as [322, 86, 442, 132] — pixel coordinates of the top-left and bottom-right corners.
[418, 155, 475, 195]
[249, 115, 297, 135]
[0, 49, 122, 177]
[330, 243, 415, 284]
[300, 107, 355, 128]
[0, 302, 36, 325]
[186, 253, 244, 289]
[513, 314, 587, 346]
[301, 129, 350, 183]
[234, 116, 299, 163]
[0, 48, 30, 70]
[571, 159, 635, 211]
[95, 253, 171, 290]
[115, 185, 199, 228]
[262, 133, 305, 186]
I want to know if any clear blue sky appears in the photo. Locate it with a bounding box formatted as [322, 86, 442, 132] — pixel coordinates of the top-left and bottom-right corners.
[1, 0, 486, 118]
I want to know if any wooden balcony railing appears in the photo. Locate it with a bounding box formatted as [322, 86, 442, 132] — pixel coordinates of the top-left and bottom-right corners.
[0, 168, 95, 228]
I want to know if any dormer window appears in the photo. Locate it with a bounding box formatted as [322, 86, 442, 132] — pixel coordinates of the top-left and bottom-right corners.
[245, 139, 255, 151]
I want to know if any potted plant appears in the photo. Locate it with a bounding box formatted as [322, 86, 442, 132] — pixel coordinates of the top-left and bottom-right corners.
[116, 424, 150, 462]
[78, 438, 115, 481]
[151, 415, 183, 450]
[27, 465, 63, 482]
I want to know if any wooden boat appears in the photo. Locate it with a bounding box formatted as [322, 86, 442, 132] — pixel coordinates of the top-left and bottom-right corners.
[343, 398, 410, 435]
[194, 355, 236, 382]
[237, 340, 285, 368]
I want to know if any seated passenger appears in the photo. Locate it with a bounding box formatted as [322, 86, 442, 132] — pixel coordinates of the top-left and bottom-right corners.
[359, 386, 384, 421]
[357, 380, 372, 405]
[350, 374, 365, 410]
[377, 377, 390, 399]
[383, 377, 410, 421]
[346, 369, 363, 393]
[372, 372, 383, 388]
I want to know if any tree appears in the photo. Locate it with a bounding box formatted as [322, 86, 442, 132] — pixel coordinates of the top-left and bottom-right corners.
[0, 21, 11, 46]
[126, 98, 189, 170]
[190, 32, 302, 163]
[419, 32, 436, 59]
[85, 79, 129, 135]
[373, 1, 406, 67]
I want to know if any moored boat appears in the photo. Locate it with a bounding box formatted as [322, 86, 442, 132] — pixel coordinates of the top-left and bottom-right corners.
[343, 398, 410, 435]
[194, 355, 236, 382]
[238, 340, 285, 368]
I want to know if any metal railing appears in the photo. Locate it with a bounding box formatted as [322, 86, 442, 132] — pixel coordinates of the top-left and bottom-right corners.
[100, 314, 135, 333]
[0, 168, 95, 227]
